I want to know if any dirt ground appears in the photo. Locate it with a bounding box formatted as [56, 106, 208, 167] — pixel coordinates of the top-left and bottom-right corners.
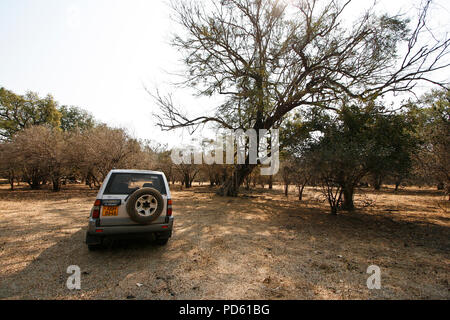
[0, 183, 449, 300]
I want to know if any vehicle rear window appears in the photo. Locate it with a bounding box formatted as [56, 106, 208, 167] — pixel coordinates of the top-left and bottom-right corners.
[104, 173, 167, 195]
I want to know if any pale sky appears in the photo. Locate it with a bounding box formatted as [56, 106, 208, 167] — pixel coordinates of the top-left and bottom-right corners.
[1, 0, 449, 147]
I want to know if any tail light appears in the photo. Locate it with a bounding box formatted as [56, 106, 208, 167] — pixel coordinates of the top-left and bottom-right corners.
[92, 199, 101, 219]
[167, 199, 172, 216]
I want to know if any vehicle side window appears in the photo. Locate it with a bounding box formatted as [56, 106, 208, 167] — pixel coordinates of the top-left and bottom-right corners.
[104, 173, 167, 195]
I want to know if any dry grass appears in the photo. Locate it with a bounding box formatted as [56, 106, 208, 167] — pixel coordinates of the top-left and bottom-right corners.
[0, 183, 449, 300]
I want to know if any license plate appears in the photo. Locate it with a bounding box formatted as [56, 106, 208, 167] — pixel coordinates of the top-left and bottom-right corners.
[102, 206, 118, 216]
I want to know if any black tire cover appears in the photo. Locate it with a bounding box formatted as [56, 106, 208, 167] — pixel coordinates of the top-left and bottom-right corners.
[126, 187, 164, 224]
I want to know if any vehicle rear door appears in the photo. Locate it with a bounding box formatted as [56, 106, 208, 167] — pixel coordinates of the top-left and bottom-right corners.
[99, 172, 168, 226]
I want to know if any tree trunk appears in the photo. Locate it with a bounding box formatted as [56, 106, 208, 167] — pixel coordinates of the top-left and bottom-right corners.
[298, 185, 305, 201]
[29, 176, 42, 190]
[331, 205, 338, 215]
[30, 183, 41, 190]
[394, 180, 401, 191]
[342, 185, 355, 211]
[373, 175, 382, 190]
[52, 177, 61, 192]
[184, 174, 191, 188]
[217, 164, 255, 197]
[284, 184, 289, 196]
[8, 172, 14, 190]
[325, 187, 342, 215]
[328, 197, 338, 215]
[245, 177, 250, 190]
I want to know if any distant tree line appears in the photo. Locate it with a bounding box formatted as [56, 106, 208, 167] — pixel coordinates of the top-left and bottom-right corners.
[0, 87, 231, 192]
[0, 87, 158, 191]
[0, 86, 448, 215]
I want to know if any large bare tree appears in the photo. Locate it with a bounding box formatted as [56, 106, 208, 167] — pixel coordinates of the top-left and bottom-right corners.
[154, 0, 450, 196]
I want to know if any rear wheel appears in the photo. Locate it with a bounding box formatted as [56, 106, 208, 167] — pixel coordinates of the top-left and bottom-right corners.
[88, 244, 103, 251]
[155, 238, 169, 245]
[155, 230, 171, 245]
[86, 232, 103, 250]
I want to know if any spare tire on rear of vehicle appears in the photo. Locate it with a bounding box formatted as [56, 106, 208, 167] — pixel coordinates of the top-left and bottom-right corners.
[126, 187, 164, 224]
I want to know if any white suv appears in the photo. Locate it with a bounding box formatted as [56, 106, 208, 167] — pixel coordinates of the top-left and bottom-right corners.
[85, 169, 173, 250]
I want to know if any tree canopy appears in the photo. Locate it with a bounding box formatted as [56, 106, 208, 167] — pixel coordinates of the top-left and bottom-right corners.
[282, 102, 420, 213]
[0, 87, 97, 140]
[58, 105, 96, 132]
[0, 87, 61, 140]
[154, 0, 450, 196]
